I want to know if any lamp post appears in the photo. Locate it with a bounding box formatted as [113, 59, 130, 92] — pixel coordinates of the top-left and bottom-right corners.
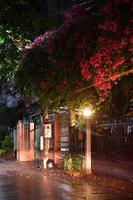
[83, 107, 92, 175]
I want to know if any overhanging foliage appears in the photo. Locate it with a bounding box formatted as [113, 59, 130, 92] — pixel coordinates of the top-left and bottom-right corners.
[17, 0, 133, 114]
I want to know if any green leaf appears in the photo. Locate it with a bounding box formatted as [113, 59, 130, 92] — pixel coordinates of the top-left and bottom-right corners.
[0, 36, 5, 45]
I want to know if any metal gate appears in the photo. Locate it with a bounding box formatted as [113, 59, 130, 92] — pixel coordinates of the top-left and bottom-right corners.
[92, 121, 133, 178]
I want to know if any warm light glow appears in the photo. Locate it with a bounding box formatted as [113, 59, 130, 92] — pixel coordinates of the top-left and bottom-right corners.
[82, 108, 92, 117]
[40, 136, 44, 150]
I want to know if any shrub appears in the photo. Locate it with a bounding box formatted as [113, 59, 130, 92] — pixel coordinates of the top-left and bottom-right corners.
[64, 153, 83, 172]
[2, 136, 13, 152]
[0, 130, 8, 148]
[0, 149, 5, 157]
[64, 154, 73, 171]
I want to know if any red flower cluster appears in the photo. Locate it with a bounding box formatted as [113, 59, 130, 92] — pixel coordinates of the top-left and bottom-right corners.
[39, 81, 48, 89]
[79, 0, 132, 100]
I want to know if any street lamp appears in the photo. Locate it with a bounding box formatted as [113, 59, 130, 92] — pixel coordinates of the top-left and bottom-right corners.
[82, 106, 93, 175]
[83, 108, 92, 117]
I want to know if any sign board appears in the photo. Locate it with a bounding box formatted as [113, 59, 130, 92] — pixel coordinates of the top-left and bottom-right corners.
[44, 124, 52, 138]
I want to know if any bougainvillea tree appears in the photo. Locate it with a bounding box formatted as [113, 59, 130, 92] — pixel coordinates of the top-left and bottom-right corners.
[80, 0, 133, 102]
[17, 0, 133, 112]
[17, 5, 98, 110]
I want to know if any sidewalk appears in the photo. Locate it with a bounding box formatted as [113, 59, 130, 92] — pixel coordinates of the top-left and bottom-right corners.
[92, 158, 133, 181]
[0, 158, 133, 194]
[1, 157, 133, 180]
[0, 159, 36, 176]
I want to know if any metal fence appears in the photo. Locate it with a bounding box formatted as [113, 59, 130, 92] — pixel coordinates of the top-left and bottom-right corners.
[91, 121, 133, 179]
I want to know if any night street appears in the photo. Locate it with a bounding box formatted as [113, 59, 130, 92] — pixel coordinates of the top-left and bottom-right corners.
[0, 0, 133, 200]
[0, 159, 133, 200]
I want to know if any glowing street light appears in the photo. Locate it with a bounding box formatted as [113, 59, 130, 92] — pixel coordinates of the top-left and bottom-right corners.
[83, 108, 92, 117]
[82, 106, 93, 175]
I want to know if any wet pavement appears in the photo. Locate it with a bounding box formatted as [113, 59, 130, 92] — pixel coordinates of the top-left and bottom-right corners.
[0, 159, 133, 200]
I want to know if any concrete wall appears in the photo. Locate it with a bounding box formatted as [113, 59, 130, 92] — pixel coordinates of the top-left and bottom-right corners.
[17, 121, 35, 161]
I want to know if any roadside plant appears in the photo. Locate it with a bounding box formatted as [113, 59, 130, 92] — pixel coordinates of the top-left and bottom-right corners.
[2, 136, 13, 153]
[0, 130, 8, 148]
[64, 153, 83, 172]
[0, 149, 5, 157]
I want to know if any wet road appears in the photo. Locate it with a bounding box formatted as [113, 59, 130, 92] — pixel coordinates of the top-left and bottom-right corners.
[0, 160, 133, 200]
[0, 172, 133, 200]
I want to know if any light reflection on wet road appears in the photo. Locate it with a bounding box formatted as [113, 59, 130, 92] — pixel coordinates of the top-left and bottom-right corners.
[0, 173, 133, 200]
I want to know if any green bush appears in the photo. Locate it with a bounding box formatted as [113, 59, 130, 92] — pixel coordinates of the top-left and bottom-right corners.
[64, 154, 73, 171]
[64, 153, 83, 172]
[0, 130, 8, 148]
[2, 136, 13, 152]
[0, 149, 5, 157]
